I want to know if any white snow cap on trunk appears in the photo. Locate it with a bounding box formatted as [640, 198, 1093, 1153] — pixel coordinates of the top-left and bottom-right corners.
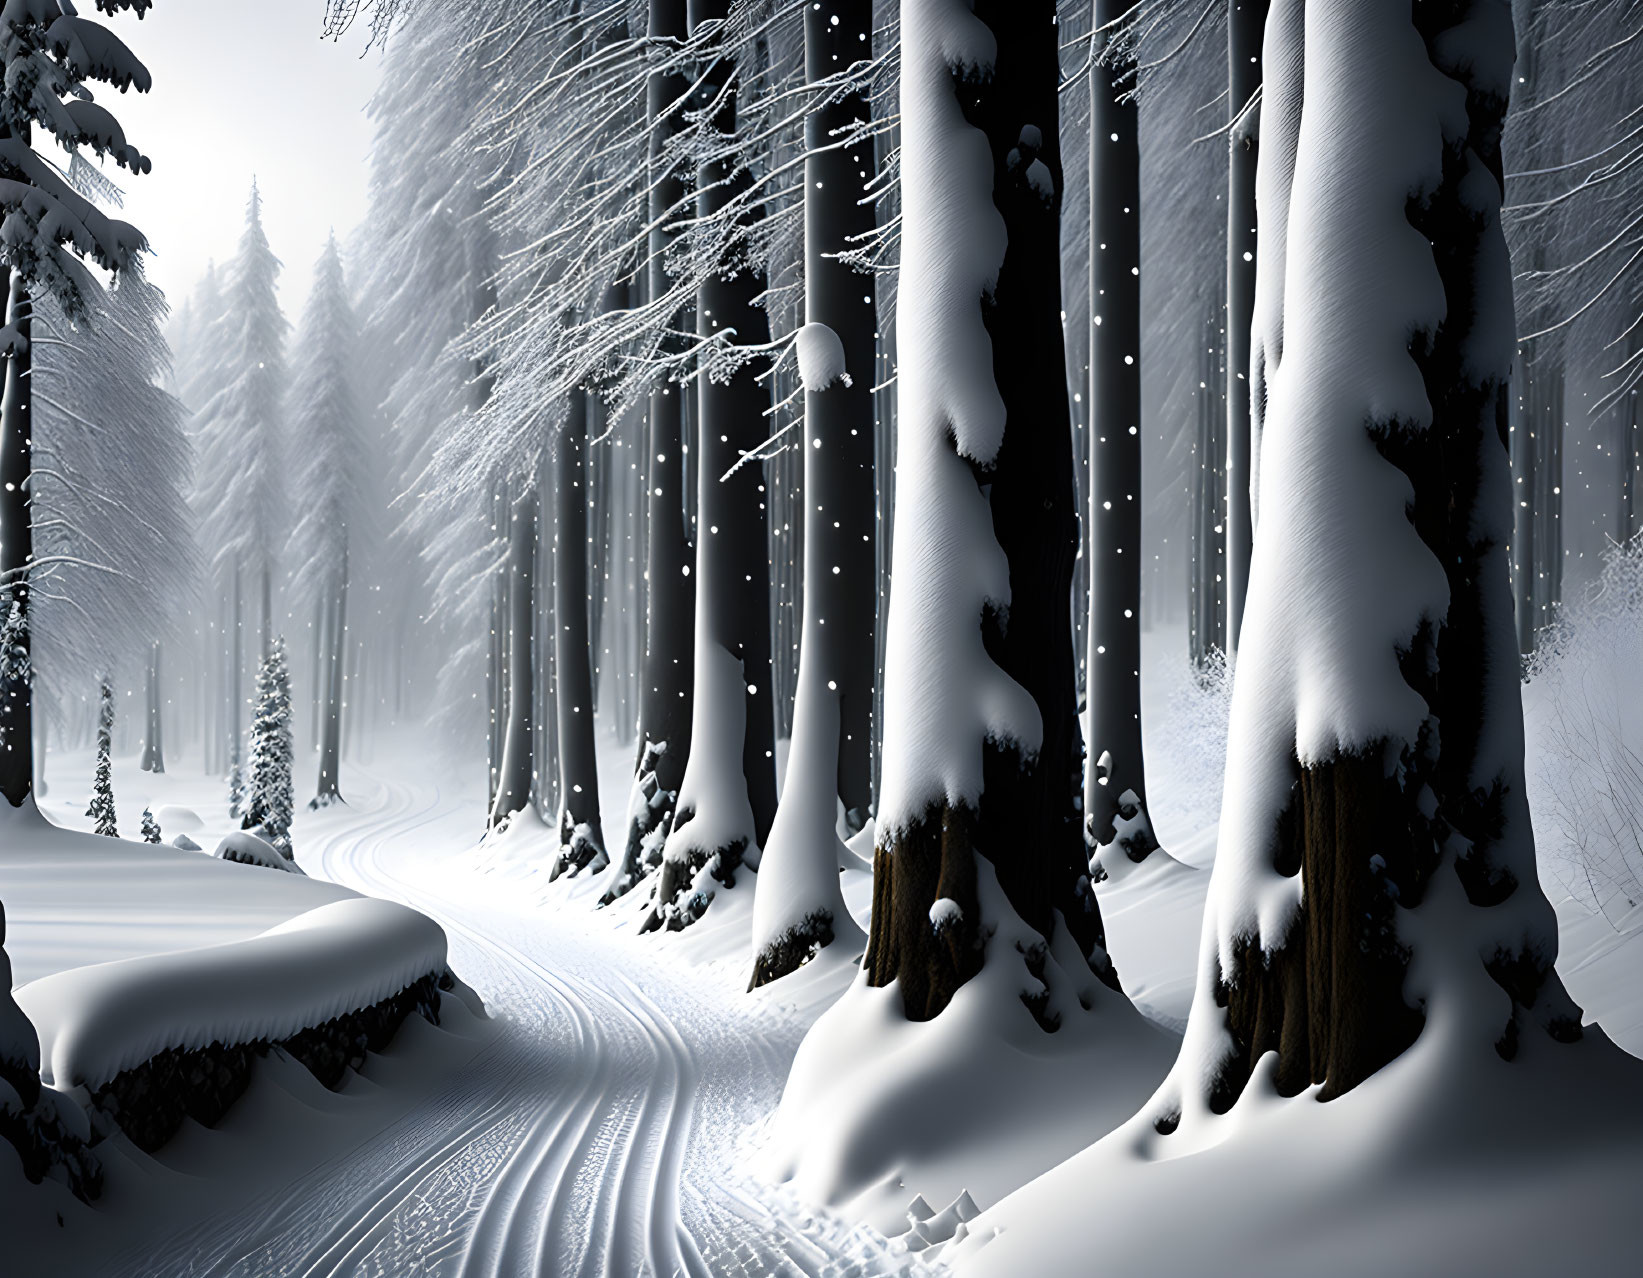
[875, 0, 1040, 832]
[795, 322, 851, 391]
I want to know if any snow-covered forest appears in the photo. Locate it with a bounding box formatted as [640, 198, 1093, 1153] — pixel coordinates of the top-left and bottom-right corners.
[2, 0, 1642, 1273]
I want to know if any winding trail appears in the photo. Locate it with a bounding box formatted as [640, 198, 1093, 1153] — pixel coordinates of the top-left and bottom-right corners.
[115, 766, 910, 1278]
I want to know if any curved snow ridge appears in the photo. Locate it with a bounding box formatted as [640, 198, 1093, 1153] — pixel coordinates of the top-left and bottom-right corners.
[17, 896, 448, 1089]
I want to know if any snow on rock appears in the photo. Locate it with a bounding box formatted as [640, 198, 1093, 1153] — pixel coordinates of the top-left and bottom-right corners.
[927, 897, 963, 933]
[169, 833, 201, 852]
[17, 897, 448, 1090]
[795, 321, 851, 392]
[152, 804, 202, 833]
[214, 828, 305, 875]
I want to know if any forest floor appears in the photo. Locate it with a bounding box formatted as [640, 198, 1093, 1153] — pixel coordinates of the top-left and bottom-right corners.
[12, 708, 1643, 1275]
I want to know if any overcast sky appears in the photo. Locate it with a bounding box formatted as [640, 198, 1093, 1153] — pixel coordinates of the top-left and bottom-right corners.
[103, 0, 382, 322]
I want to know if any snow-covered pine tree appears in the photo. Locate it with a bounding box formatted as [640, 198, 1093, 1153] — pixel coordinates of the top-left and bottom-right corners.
[33, 263, 193, 772]
[749, 0, 877, 987]
[645, 0, 780, 932]
[288, 235, 373, 809]
[0, 591, 27, 773]
[243, 637, 294, 853]
[1085, 1, 1156, 864]
[86, 676, 116, 837]
[194, 182, 288, 666]
[139, 805, 160, 843]
[0, 0, 155, 810]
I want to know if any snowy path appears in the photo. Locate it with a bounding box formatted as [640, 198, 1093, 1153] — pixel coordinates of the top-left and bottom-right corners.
[112, 767, 912, 1278]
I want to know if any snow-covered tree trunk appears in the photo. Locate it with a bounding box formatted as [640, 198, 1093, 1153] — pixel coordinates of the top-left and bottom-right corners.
[606, 0, 695, 906]
[749, 0, 877, 987]
[1084, 0, 1155, 862]
[140, 641, 164, 773]
[1225, 0, 1268, 656]
[645, 0, 779, 931]
[0, 273, 31, 807]
[550, 390, 607, 879]
[489, 486, 537, 828]
[862, 0, 1115, 1020]
[1149, 0, 1587, 1129]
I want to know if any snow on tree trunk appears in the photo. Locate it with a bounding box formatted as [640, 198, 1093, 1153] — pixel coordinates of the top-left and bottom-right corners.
[550, 390, 608, 880]
[749, 0, 878, 988]
[87, 677, 116, 838]
[141, 641, 164, 774]
[644, 0, 779, 932]
[228, 567, 245, 818]
[313, 546, 348, 808]
[606, 0, 695, 907]
[489, 488, 538, 829]
[1084, 0, 1155, 864]
[1224, 0, 1269, 657]
[1146, 0, 1588, 1132]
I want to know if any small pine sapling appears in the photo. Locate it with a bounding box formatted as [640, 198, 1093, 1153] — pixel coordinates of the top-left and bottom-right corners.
[140, 807, 161, 844]
[243, 638, 295, 853]
[86, 677, 117, 838]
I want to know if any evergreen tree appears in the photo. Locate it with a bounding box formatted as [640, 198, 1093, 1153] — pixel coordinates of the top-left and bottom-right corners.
[194, 183, 288, 662]
[243, 637, 294, 853]
[86, 676, 116, 838]
[140, 806, 160, 844]
[288, 235, 373, 809]
[0, 591, 27, 775]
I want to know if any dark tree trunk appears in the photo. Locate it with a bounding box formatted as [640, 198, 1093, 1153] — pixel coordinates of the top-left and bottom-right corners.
[550, 391, 608, 879]
[863, 0, 1115, 1021]
[488, 487, 536, 827]
[1510, 339, 1536, 655]
[312, 542, 347, 808]
[1084, 0, 1155, 860]
[606, 0, 696, 906]
[644, 0, 778, 931]
[1224, 0, 1268, 656]
[1202, 0, 1581, 1114]
[0, 272, 32, 807]
[748, 0, 877, 987]
[141, 641, 165, 774]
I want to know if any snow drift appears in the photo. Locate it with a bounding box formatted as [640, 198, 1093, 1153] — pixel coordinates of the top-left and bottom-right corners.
[17, 897, 447, 1090]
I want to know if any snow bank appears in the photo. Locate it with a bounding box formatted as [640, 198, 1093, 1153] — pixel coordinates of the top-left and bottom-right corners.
[765, 860, 1177, 1231]
[795, 321, 851, 391]
[151, 805, 201, 833]
[17, 897, 447, 1090]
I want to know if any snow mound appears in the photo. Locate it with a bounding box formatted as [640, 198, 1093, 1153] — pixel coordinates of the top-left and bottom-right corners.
[795, 321, 851, 391]
[17, 897, 449, 1090]
[215, 829, 304, 875]
[169, 834, 201, 852]
[152, 805, 202, 833]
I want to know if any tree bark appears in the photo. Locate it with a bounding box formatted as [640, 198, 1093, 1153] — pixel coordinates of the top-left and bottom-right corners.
[550, 390, 608, 879]
[749, 0, 877, 986]
[1084, 0, 1155, 860]
[606, 0, 697, 905]
[488, 487, 537, 827]
[863, 0, 1115, 1020]
[313, 541, 347, 807]
[645, 0, 778, 931]
[0, 272, 33, 807]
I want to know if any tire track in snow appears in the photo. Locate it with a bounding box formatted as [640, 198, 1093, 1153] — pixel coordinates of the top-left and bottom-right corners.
[112, 764, 919, 1278]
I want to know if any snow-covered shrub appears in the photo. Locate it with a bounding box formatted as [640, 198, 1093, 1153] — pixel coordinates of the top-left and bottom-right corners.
[214, 829, 304, 876]
[1145, 647, 1233, 847]
[1523, 535, 1643, 915]
[139, 807, 161, 844]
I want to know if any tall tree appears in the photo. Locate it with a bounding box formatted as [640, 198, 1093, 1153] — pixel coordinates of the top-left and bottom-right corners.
[861, 0, 1114, 1021]
[1150, 0, 1588, 1126]
[645, 0, 779, 932]
[605, 0, 696, 905]
[1084, 1, 1155, 862]
[288, 234, 372, 808]
[487, 484, 537, 827]
[750, 0, 877, 987]
[243, 636, 294, 854]
[549, 390, 607, 878]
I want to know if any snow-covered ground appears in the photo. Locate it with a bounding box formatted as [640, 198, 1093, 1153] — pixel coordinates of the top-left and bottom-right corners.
[7, 703, 1640, 1275]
